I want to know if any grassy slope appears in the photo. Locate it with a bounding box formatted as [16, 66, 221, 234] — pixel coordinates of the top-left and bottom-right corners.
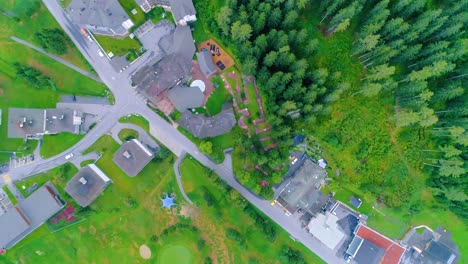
[2, 185, 18, 205]
[299, 5, 466, 259]
[205, 76, 232, 115]
[0, 1, 108, 163]
[118, 114, 150, 132]
[94, 34, 142, 57]
[180, 157, 325, 264]
[40, 133, 84, 158]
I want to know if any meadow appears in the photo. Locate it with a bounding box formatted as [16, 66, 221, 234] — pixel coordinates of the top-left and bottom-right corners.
[0, 0, 109, 163]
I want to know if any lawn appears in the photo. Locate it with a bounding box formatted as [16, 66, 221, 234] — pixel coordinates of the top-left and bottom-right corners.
[146, 7, 175, 25]
[118, 128, 139, 142]
[40, 133, 84, 158]
[118, 114, 150, 132]
[94, 34, 143, 58]
[180, 157, 325, 264]
[0, 1, 110, 165]
[205, 76, 232, 115]
[117, 0, 146, 27]
[2, 185, 18, 205]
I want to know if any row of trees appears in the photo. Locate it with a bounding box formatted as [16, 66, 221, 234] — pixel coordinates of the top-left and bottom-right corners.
[14, 62, 53, 89]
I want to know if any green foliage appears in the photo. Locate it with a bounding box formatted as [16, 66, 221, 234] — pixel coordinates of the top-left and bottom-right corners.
[279, 246, 306, 264]
[199, 141, 213, 155]
[14, 63, 52, 89]
[34, 28, 68, 55]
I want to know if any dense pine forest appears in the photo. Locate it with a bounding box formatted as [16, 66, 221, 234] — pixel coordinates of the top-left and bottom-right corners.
[195, 0, 466, 219]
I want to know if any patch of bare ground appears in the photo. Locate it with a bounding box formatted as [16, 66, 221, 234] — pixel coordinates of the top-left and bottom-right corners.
[194, 213, 230, 264]
[179, 205, 199, 218]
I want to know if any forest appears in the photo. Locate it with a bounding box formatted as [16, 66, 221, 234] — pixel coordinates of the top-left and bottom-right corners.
[195, 0, 467, 218]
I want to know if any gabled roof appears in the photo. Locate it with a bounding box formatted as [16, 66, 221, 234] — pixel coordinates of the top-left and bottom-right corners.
[158, 25, 195, 61]
[307, 213, 345, 250]
[426, 241, 456, 264]
[169, 0, 196, 22]
[197, 51, 217, 77]
[113, 139, 155, 177]
[65, 164, 112, 207]
[167, 85, 204, 112]
[353, 239, 386, 264]
[67, 0, 131, 35]
[355, 225, 406, 264]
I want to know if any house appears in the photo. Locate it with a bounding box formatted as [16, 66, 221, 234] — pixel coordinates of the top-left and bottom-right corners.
[169, 0, 196, 25]
[178, 103, 236, 138]
[113, 139, 156, 177]
[8, 108, 83, 139]
[167, 85, 204, 112]
[274, 158, 328, 216]
[0, 182, 65, 249]
[307, 213, 345, 250]
[67, 0, 134, 36]
[346, 224, 406, 264]
[401, 226, 459, 264]
[132, 25, 195, 105]
[65, 164, 112, 207]
[197, 50, 217, 77]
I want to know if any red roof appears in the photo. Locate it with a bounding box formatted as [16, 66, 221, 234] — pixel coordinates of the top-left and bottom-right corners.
[356, 225, 405, 264]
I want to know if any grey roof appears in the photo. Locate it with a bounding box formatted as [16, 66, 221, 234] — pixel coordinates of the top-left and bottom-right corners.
[158, 26, 195, 61]
[197, 51, 217, 77]
[7, 108, 45, 138]
[276, 159, 327, 214]
[45, 108, 82, 134]
[337, 214, 359, 236]
[354, 239, 386, 264]
[67, 0, 130, 35]
[168, 85, 204, 112]
[136, 19, 174, 49]
[178, 103, 236, 138]
[161, 194, 176, 209]
[0, 208, 30, 249]
[349, 196, 362, 208]
[426, 241, 456, 264]
[65, 164, 112, 207]
[113, 139, 154, 177]
[168, 0, 196, 23]
[0, 182, 64, 249]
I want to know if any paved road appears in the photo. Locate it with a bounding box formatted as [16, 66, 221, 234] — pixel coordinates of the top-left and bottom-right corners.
[0, 1, 346, 262]
[11, 36, 102, 83]
[173, 152, 193, 204]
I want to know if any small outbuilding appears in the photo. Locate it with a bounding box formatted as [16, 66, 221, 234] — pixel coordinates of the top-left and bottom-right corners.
[349, 196, 362, 208]
[113, 139, 155, 177]
[65, 164, 112, 207]
[196, 50, 217, 77]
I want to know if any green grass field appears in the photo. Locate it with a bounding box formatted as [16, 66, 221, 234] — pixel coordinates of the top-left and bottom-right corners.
[119, 114, 150, 132]
[95, 35, 143, 58]
[118, 0, 146, 26]
[118, 128, 139, 142]
[180, 157, 325, 263]
[159, 244, 193, 263]
[205, 76, 231, 115]
[2, 185, 18, 205]
[0, 0, 109, 164]
[40, 133, 84, 158]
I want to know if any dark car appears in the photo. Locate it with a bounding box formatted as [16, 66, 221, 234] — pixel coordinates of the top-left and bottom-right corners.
[216, 61, 226, 70]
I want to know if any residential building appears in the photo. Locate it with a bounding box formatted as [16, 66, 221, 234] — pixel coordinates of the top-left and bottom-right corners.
[8, 108, 83, 139]
[167, 85, 205, 112]
[197, 50, 217, 77]
[0, 182, 65, 249]
[178, 103, 236, 138]
[65, 164, 112, 207]
[134, 0, 169, 13]
[67, 0, 134, 36]
[401, 226, 459, 264]
[169, 0, 196, 25]
[346, 224, 406, 264]
[113, 139, 157, 177]
[274, 158, 328, 216]
[132, 25, 195, 105]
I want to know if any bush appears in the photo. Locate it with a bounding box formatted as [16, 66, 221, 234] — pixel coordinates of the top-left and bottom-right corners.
[34, 28, 68, 55]
[279, 246, 306, 264]
[14, 63, 52, 88]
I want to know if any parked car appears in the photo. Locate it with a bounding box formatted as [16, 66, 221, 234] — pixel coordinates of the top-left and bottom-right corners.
[65, 153, 74, 160]
[97, 49, 104, 57]
[291, 158, 298, 165]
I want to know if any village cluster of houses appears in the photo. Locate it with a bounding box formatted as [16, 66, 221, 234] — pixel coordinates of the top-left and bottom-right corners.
[273, 153, 460, 264]
[0, 137, 158, 250]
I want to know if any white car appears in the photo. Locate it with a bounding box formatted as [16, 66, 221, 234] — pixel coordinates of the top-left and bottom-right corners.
[87, 35, 93, 43]
[291, 158, 298, 165]
[65, 153, 74, 160]
[97, 50, 104, 57]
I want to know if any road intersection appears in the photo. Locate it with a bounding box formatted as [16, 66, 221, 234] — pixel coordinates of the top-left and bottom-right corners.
[0, 1, 345, 262]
